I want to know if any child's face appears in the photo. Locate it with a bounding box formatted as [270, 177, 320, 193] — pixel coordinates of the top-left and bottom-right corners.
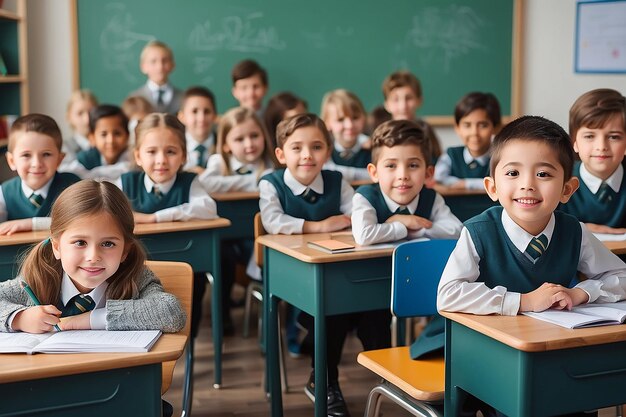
[455, 109, 495, 157]
[140, 46, 174, 86]
[178, 96, 216, 142]
[573, 114, 626, 181]
[67, 99, 94, 137]
[224, 118, 266, 165]
[52, 212, 128, 294]
[6, 132, 64, 191]
[384, 86, 422, 121]
[484, 139, 578, 236]
[275, 126, 331, 186]
[135, 127, 185, 184]
[367, 144, 432, 206]
[90, 116, 129, 165]
[232, 75, 267, 111]
[324, 104, 366, 149]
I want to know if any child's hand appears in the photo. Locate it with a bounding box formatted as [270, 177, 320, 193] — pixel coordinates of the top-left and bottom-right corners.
[450, 180, 467, 190]
[0, 219, 33, 235]
[12, 305, 61, 333]
[303, 215, 351, 233]
[519, 283, 587, 313]
[186, 166, 205, 175]
[59, 312, 92, 331]
[585, 223, 626, 235]
[386, 214, 433, 231]
[133, 212, 157, 224]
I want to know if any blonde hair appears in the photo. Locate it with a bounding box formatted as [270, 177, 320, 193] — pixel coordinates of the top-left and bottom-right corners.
[382, 70, 422, 100]
[66, 90, 98, 117]
[217, 107, 278, 180]
[140, 40, 174, 63]
[134, 113, 187, 170]
[320, 89, 366, 123]
[122, 95, 154, 120]
[19, 180, 146, 306]
[9, 113, 63, 152]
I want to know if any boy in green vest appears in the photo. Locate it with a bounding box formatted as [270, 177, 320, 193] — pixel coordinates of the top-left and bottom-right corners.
[352, 119, 462, 246]
[438, 115, 626, 417]
[0, 113, 80, 235]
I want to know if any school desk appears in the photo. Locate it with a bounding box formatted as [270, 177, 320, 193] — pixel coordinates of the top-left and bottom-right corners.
[433, 184, 498, 222]
[0, 219, 232, 388]
[441, 311, 626, 417]
[602, 239, 626, 255]
[257, 232, 395, 417]
[212, 191, 259, 240]
[0, 333, 186, 416]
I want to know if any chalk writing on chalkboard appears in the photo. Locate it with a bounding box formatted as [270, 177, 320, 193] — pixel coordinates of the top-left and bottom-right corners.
[393, 5, 486, 73]
[188, 12, 286, 53]
[99, 3, 154, 83]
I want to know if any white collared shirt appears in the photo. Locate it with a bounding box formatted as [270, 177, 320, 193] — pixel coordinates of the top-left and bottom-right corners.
[199, 154, 271, 193]
[113, 172, 218, 222]
[437, 209, 626, 316]
[351, 187, 462, 245]
[59, 149, 131, 181]
[147, 80, 173, 106]
[259, 169, 354, 234]
[183, 132, 215, 170]
[579, 162, 623, 194]
[61, 273, 108, 329]
[0, 176, 56, 229]
[434, 147, 490, 190]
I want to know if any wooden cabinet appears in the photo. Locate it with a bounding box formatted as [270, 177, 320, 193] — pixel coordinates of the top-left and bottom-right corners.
[0, 0, 28, 116]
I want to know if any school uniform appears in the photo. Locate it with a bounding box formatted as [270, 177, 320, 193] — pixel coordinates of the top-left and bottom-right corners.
[560, 161, 626, 227]
[198, 154, 261, 194]
[434, 146, 490, 190]
[59, 148, 131, 181]
[0, 267, 185, 333]
[183, 132, 215, 171]
[60, 133, 91, 171]
[0, 172, 80, 228]
[428, 206, 626, 359]
[352, 183, 462, 245]
[130, 80, 183, 115]
[117, 171, 217, 221]
[331, 134, 371, 168]
[259, 168, 353, 234]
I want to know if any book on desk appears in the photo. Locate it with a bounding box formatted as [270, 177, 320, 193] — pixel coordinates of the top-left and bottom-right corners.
[307, 239, 356, 254]
[0, 329, 162, 354]
[523, 301, 626, 329]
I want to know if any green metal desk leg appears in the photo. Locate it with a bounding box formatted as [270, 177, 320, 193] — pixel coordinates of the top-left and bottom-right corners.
[211, 231, 223, 388]
[313, 264, 328, 417]
[266, 247, 284, 417]
[444, 318, 466, 417]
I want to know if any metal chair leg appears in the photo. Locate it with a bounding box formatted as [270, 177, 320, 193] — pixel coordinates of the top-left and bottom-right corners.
[180, 339, 194, 417]
[364, 383, 442, 417]
[243, 283, 254, 338]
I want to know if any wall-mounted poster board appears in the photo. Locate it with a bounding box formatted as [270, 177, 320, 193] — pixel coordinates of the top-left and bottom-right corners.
[72, 0, 522, 124]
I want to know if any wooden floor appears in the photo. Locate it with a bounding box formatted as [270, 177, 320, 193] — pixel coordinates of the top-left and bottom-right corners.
[163, 286, 619, 417]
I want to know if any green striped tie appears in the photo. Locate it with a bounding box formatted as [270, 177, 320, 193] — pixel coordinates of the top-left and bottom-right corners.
[29, 193, 44, 208]
[394, 206, 410, 215]
[61, 294, 95, 317]
[525, 234, 548, 260]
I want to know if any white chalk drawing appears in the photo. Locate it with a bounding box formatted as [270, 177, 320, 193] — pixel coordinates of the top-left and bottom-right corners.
[192, 56, 216, 84]
[393, 5, 486, 73]
[188, 12, 286, 53]
[99, 3, 155, 83]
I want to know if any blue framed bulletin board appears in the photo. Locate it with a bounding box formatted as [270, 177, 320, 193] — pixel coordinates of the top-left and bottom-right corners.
[575, 0, 626, 73]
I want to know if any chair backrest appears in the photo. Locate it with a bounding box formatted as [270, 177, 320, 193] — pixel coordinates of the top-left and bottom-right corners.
[254, 212, 267, 267]
[146, 260, 193, 394]
[391, 239, 457, 318]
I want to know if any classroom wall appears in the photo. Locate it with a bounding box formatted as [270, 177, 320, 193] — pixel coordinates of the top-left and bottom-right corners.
[26, 0, 626, 146]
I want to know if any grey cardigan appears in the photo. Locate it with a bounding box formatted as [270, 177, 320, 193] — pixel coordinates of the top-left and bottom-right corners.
[0, 267, 186, 333]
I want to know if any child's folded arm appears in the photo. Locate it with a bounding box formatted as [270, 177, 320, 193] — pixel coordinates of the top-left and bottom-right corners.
[259, 180, 304, 235]
[351, 194, 405, 246]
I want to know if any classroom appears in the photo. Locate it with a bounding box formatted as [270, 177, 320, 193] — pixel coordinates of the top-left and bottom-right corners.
[1, 0, 626, 416]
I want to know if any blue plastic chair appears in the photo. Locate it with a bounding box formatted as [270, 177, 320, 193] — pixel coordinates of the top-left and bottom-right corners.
[357, 239, 457, 417]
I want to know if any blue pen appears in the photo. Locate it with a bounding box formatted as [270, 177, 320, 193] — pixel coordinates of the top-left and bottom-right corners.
[19, 279, 62, 332]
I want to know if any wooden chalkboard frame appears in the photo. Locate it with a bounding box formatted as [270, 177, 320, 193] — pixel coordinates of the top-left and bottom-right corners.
[70, 0, 523, 126]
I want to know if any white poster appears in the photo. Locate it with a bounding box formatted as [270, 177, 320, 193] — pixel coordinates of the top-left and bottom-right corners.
[576, 0, 626, 73]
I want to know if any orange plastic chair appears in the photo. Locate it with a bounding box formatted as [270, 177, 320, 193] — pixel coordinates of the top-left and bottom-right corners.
[357, 239, 456, 417]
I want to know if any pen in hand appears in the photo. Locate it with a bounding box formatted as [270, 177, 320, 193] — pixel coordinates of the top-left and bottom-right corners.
[19, 279, 62, 332]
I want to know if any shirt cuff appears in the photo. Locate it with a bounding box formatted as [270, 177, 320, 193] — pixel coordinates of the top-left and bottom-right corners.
[391, 222, 409, 239]
[7, 308, 26, 332]
[575, 280, 601, 303]
[502, 292, 521, 316]
[90, 307, 107, 329]
[32, 217, 52, 230]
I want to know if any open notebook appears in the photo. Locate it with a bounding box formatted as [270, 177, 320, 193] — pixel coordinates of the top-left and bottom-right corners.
[0, 330, 162, 354]
[523, 301, 626, 329]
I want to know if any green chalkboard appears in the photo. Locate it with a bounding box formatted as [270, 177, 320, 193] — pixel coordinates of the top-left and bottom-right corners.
[74, 0, 519, 122]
